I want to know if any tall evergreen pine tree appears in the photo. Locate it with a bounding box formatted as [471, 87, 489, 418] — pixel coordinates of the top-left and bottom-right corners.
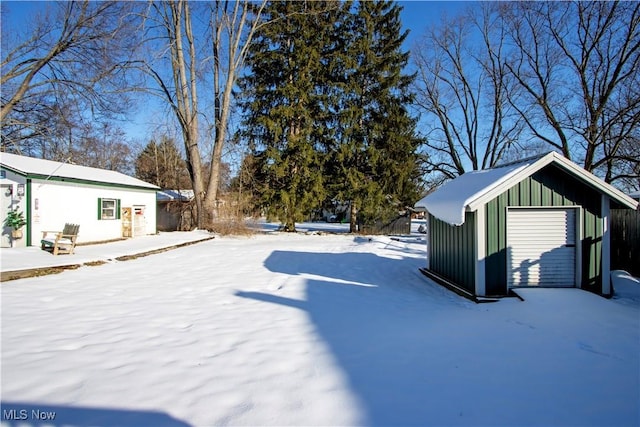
[329, 0, 422, 231]
[241, 1, 422, 232]
[240, 1, 344, 231]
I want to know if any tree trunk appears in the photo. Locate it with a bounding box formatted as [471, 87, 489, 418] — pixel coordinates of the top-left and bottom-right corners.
[203, 0, 266, 224]
[165, 1, 206, 228]
[349, 201, 358, 233]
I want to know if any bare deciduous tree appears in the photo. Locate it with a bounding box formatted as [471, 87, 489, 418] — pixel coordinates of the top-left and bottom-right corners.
[1, 1, 138, 141]
[73, 122, 134, 174]
[502, 1, 640, 186]
[206, 0, 266, 219]
[143, 0, 265, 228]
[412, 4, 522, 184]
[145, 0, 207, 227]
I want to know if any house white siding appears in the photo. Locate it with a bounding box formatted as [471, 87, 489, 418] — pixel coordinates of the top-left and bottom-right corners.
[29, 179, 157, 244]
[1, 153, 159, 249]
[1, 170, 28, 248]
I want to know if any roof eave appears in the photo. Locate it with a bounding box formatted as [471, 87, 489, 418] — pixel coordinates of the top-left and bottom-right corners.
[550, 154, 638, 210]
[0, 164, 27, 176]
[466, 152, 638, 211]
[466, 153, 556, 212]
[29, 172, 160, 191]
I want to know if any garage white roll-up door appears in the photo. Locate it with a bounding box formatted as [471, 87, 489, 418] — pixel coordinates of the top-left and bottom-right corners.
[507, 208, 576, 287]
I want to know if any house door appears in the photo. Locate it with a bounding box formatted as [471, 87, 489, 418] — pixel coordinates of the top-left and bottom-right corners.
[133, 205, 146, 237]
[122, 207, 132, 238]
[1, 185, 12, 248]
[507, 208, 577, 287]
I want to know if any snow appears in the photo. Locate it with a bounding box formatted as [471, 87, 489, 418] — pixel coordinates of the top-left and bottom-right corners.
[157, 190, 194, 202]
[414, 161, 530, 225]
[1, 230, 214, 272]
[611, 270, 640, 305]
[2, 223, 639, 426]
[0, 152, 159, 190]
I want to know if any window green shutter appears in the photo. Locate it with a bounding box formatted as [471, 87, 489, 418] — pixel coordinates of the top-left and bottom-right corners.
[98, 198, 102, 220]
[116, 199, 121, 219]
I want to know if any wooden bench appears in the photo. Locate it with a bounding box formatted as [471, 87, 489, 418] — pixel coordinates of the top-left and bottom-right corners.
[41, 223, 80, 255]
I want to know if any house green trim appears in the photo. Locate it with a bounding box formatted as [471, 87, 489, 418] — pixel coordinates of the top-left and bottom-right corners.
[98, 198, 122, 220]
[1, 153, 159, 247]
[26, 179, 32, 247]
[1, 165, 158, 192]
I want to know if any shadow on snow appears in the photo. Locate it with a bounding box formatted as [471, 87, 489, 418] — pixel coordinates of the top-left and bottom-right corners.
[236, 248, 640, 426]
[0, 401, 191, 427]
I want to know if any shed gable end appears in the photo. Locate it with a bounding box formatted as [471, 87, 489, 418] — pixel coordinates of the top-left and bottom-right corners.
[484, 164, 604, 295]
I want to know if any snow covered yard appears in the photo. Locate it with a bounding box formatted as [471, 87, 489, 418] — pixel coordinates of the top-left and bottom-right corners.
[2, 229, 639, 427]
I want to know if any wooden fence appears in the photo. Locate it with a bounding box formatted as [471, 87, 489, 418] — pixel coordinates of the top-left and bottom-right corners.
[611, 209, 640, 277]
[358, 214, 411, 235]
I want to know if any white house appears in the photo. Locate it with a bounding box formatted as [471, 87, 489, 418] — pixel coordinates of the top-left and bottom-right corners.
[1, 152, 160, 249]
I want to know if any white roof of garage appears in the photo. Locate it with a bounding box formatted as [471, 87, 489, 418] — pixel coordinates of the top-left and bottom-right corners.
[415, 152, 639, 226]
[157, 189, 194, 201]
[1, 152, 159, 190]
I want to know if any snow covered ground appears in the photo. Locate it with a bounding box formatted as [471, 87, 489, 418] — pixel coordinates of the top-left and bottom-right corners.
[0, 230, 214, 273]
[1, 222, 639, 426]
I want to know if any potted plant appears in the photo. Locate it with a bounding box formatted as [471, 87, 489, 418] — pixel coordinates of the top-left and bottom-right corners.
[4, 209, 27, 239]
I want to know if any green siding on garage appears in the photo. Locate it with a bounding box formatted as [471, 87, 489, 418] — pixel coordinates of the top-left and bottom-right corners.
[429, 211, 476, 293]
[484, 164, 603, 295]
[583, 208, 603, 292]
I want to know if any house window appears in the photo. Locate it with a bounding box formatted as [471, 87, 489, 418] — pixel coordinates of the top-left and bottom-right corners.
[98, 198, 121, 220]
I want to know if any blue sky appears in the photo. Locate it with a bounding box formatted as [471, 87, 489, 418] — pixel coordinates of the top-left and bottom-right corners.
[400, 1, 472, 46]
[2, 0, 474, 144]
[3, 1, 472, 41]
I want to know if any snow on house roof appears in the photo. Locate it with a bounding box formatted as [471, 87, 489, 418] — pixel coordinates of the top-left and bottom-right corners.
[0, 152, 159, 190]
[629, 190, 640, 200]
[415, 152, 639, 226]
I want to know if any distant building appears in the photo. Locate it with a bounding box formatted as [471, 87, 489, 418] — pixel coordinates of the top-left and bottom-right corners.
[157, 189, 194, 231]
